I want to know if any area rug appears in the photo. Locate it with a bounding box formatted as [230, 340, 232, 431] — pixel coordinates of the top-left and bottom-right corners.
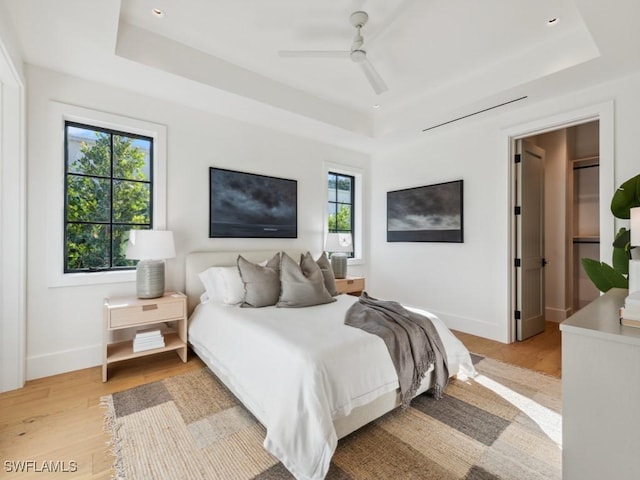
[101, 355, 561, 479]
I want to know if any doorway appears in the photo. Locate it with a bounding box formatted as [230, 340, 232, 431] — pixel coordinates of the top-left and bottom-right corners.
[512, 120, 601, 341]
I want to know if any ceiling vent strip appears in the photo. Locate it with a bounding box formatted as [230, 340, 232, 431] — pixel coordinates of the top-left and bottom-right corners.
[422, 96, 528, 132]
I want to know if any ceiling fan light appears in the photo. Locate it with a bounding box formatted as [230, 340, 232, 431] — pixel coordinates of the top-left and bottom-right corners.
[350, 50, 366, 63]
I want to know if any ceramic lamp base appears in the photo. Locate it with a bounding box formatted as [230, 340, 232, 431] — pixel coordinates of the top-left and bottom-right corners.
[331, 253, 348, 279]
[136, 259, 165, 299]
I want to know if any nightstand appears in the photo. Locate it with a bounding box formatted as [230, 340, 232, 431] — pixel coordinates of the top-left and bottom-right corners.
[335, 276, 365, 296]
[102, 291, 187, 382]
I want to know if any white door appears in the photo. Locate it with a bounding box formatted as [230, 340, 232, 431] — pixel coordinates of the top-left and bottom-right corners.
[515, 139, 546, 340]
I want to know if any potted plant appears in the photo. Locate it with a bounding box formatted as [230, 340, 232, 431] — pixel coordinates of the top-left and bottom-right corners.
[582, 174, 640, 292]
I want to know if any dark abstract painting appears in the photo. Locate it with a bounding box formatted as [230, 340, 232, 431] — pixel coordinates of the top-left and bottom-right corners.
[209, 167, 297, 238]
[387, 179, 463, 242]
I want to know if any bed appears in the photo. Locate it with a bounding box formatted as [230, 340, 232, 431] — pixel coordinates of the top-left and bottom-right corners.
[185, 250, 475, 480]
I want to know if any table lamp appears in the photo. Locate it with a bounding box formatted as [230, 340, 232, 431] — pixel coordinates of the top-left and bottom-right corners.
[126, 229, 176, 299]
[325, 233, 353, 279]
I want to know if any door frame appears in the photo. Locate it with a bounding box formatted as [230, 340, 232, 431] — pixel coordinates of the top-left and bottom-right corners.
[505, 102, 614, 343]
[0, 35, 26, 392]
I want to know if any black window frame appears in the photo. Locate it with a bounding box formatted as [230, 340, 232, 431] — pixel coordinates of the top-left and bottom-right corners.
[63, 121, 154, 273]
[327, 171, 355, 257]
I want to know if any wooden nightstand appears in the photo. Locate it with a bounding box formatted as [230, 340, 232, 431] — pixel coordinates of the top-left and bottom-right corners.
[102, 291, 187, 382]
[335, 276, 365, 296]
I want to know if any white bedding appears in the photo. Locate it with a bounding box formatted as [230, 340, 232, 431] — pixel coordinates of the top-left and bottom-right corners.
[188, 294, 475, 480]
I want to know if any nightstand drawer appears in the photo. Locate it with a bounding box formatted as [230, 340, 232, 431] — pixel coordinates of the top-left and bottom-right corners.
[336, 277, 365, 294]
[109, 299, 185, 328]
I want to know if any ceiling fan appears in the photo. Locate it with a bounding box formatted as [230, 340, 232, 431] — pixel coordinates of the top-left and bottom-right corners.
[278, 11, 389, 95]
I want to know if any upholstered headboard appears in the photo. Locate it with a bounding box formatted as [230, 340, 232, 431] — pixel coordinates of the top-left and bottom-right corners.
[185, 250, 305, 315]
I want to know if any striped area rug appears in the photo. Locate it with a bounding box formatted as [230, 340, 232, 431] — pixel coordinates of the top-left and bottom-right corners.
[101, 355, 561, 479]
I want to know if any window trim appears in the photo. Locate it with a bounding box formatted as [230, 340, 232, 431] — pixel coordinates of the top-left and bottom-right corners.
[324, 162, 364, 265]
[47, 102, 167, 287]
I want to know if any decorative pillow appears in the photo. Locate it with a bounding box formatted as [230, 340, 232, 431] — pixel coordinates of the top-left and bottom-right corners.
[198, 266, 245, 305]
[277, 252, 336, 308]
[237, 253, 281, 307]
[316, 251, 338, 296]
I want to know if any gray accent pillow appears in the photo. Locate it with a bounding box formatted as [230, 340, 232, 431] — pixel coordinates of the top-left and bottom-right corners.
[237, 253, 281, 307]
[277, 252, 336, 308]
[316, 251, 338, 296]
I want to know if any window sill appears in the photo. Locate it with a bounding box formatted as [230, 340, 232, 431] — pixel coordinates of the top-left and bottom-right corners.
[48, 269, 136, 288]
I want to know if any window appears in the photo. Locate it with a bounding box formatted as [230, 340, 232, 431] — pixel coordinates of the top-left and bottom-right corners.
[327, 171, 355, 257]
[64, 121, 153, 273]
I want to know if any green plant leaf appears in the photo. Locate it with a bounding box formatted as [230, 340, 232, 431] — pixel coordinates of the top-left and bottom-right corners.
[611, 174, 640, 219]
[612, 227, 630, 249]
[612, 246, 629, 275]
[581, 258, 628, 293]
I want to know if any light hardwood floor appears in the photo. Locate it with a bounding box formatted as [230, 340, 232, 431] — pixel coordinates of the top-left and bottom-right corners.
[0, 325, 561, 479]
[453, 321, 562, 378]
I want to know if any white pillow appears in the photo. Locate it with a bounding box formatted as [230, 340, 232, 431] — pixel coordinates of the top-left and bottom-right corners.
[198, 266, 245, 305]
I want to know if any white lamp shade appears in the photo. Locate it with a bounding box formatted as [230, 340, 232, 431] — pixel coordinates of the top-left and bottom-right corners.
[126, 230, 176, 260]
[631, 207, 640, 247]
[325, 233, 353, 253]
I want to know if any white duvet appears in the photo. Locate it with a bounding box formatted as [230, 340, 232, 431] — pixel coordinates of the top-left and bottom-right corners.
[188, 294, 475, 480]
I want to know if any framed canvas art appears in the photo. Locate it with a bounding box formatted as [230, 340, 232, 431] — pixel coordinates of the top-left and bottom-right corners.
[209, 167, 297, 238]
[387, 179, 463, 242]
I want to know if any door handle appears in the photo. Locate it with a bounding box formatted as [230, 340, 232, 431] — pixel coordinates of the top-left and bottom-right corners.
[542, 258, 548, 267]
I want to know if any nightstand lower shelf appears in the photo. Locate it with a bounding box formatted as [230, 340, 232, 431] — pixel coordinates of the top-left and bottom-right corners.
[106, 332, 187, 363]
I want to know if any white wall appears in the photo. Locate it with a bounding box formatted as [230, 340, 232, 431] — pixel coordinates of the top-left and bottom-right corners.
[25, 65, 370, 379]
[370, 123, 510, 341]
[370, 72, 640, 342]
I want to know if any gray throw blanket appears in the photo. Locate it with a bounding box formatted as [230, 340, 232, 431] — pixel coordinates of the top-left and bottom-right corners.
[344, 292, 449, 407]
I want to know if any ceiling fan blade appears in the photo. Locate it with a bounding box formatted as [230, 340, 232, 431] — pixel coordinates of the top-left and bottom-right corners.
[358, 57, 388, 95]
[278, 50, 350, 59]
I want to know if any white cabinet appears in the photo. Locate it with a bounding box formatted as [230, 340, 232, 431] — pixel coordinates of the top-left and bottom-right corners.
[560, 288, 640, 479]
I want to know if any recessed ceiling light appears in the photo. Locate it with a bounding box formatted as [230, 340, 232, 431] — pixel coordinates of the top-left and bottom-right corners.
[152, 8, 165, 17]
[372, 104, 380, 109]
[547, 17, 559, 26]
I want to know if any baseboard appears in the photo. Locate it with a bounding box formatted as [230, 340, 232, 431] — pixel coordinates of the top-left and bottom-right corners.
[406, 305, 509, 343]
[26, 344, 101, 380]
[444, 314, 508, 343]
[545, 307, 571, 323]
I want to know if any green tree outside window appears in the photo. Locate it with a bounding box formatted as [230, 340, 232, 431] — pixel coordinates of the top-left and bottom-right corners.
[65, 123, 153, 272]
[327, 172, 355, 256]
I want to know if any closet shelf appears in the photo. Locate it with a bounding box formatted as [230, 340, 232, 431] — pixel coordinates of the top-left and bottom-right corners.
[571, 155, 599, 162]
[572, 155, 599, 169]
[573, 236, 600, 244]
